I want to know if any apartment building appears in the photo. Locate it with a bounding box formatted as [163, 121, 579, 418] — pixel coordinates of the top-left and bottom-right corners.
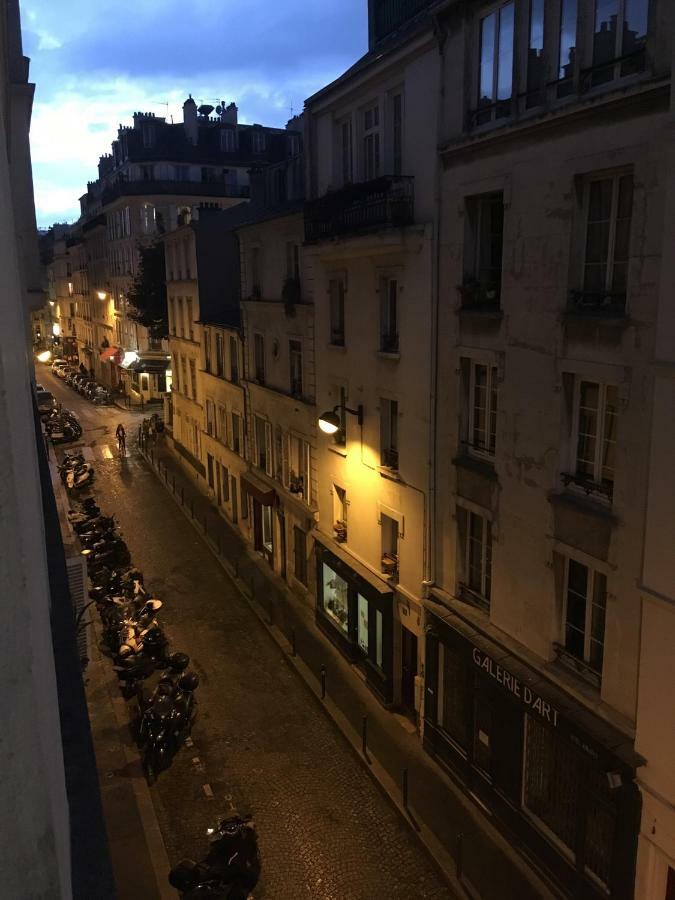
[303, 3, 440, 711]
[422, 1, 668, 897]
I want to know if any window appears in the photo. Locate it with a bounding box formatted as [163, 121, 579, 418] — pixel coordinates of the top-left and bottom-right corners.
[329, 278, 345, 345]
[322, 563, 348, 633]
[286, 242, 300, 281]
[142, 123, 154, 148]
[476, 3, 515, 126]
[460, 509, 492, 608]
[253, 333, 265, 384]
[379, 277, 398, 352]
[189, 359, 197, 400]
[392, 93, 403, 175]
[380, 399, 399, 470]
[204, 329, 211, 373]
[221, 465, 230, 503]
[579, 173, 633, 311]
[205, 399, 215, 436]
[340, 119, 353, 185]
[220, 129, 236, 152]
[571, 380, 618, 498]
[464, 193, 504, 307]
[215, 333, 224, 376]
[287, 134, 300, 156]
[186, 298, 194, 340]
[527, 0, 546, 107]
[180, 357, 188, 396]
[252, 130, 266, 153]
[358, 594, 369, 654]
[563, 558, 607, 675]
[207, 453, 214, 489]
[262, 505, 273, 553]
[289, 340, 303, 398]
[293, 526, 307, 586]
[172, 354, 180, 392]
[250, 247, 261, 298]
[591, 0, 647, 87]
[381, 513, 399, 580]
[363, 104, 380, 180]
[141, 164, 154, 182]
[288, 436, 311, 504]
[231, 412, 243, 456]
[468, 362, 498, 456]
[557, 0, 578, 96]
[254, 415, 272, 475]
[333, 485, 347, 541]
[217, 405, 228, 445]
[174, 165, 189, 182]
[229, 336, 239, 383]
[177, 298, 185, 337]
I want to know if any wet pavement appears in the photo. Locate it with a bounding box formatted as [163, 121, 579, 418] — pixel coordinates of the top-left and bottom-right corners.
[42, 366, 454, 900]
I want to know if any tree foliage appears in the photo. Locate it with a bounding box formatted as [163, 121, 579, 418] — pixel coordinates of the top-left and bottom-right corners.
[128, 241, 168, 339]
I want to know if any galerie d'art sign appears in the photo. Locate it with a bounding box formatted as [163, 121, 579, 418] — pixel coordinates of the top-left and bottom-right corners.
[472, 647, 560, 727]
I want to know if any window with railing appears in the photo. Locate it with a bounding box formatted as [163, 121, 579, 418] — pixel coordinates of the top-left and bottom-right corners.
[571, 172, 633, 315]
[464, 361, 498, 457]
[560, 557, 607, 680]
[461, 193, 504, 308]
[362, 104, 380, 180]
[458, 506, 492, 610]
[563, 378, 618, 501]
[380, 513, 399, 581]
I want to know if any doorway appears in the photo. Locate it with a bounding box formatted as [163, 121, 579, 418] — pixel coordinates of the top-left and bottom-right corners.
[401, 626, 417, 716]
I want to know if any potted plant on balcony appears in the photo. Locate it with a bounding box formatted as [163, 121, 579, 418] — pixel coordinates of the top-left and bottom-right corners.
[381, 552, 399, 579]
[289, 472, 304, 495]
[333, 520, 347, 543]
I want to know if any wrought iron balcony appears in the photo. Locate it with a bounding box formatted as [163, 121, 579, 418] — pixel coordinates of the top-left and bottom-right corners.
[304, 175, 414, 243]
[568, 289, 627, 317]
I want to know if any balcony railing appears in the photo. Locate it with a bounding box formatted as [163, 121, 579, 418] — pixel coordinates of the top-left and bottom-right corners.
[561, 471, 613, 503]
[305, 175, 414, 243]
[568, 289, 626, 317]
[101, 179, 247, 207]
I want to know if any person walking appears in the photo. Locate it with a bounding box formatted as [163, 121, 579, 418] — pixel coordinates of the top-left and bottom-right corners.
[115, 422, 126, 455]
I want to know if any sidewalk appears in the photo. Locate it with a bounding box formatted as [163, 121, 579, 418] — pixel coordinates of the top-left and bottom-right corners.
[139, 435, 558, 900]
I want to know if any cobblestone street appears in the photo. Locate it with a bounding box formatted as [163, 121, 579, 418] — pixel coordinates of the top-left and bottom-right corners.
[45, 369, 454, 900]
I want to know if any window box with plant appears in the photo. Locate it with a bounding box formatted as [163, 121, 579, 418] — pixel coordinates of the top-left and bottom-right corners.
[333, 520, 347, 543]
[381, 552, 399, 580]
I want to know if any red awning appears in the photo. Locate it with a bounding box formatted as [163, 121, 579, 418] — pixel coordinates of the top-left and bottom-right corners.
[100, 346, 122, 364]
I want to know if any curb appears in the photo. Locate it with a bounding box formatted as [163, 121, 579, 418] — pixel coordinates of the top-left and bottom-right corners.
[139, 443, 474, 899]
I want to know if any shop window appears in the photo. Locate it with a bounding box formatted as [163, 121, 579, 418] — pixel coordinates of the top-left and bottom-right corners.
[380, 513, 399, 581]
[583, 770, 616, 887]
[293, 526, 307, 586]
[322, 563, 349, 634]
[523, 715, 579, 852]
[262, 505, 273, 554]
[475, 3, 514, 126]
[357, 594, 369, 655]
[375, 609, 383, 669]
[463, 193, 504, 308]
[436, 643, 471, 749]
[562, 558, 607, 678]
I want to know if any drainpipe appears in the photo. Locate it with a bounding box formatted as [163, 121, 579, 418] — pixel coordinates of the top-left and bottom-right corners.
[422, 14, 448, 601]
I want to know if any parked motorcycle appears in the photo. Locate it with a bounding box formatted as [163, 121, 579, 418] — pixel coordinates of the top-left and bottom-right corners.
[140, 670, 199, 781]
[169, 815, 260, 900]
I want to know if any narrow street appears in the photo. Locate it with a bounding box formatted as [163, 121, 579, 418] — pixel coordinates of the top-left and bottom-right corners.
[43, 367, 454, 900]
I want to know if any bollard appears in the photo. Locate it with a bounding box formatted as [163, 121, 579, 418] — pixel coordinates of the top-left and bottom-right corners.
[320, 666, 326, 700]
[402, 768, 409, 809]
[291, 628, 296, 657]
[362, 715, 368, 757]
[456, 832, 464, 882]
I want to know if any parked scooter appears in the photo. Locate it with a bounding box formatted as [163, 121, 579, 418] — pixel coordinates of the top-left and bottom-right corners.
[169, 815, 260, 900]
[140, 670, 199, 780]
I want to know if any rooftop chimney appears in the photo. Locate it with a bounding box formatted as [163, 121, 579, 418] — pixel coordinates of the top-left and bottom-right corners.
[219, 102, 238, 125]
[183, 94, 198, 145]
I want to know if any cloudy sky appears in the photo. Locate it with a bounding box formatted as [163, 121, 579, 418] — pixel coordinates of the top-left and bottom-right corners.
[21, 0, 367, 228]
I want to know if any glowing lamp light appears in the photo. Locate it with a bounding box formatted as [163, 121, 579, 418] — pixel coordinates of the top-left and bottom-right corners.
[318, 410, 341, 435]
[96, 290, 107, 300]
[36, 350, 52, 363]
[122, 350, 139, 368]
[48, 300, 55, 306]
[52, 323, 61, 336]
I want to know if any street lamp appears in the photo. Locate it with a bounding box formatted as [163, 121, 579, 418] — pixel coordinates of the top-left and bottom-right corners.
[318, 403, 363, 437]
[96, 290, 107, 300]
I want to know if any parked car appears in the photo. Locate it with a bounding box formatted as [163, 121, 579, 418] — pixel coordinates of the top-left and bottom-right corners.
[59, 366, 77, 380]
[36, 389, 58, 416]
[51, 358, 68, 373]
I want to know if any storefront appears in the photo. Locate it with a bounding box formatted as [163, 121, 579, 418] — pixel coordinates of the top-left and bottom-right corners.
[315, 538, 394, 705]
[125, 355, 170, 402]
[424, 605, 642, 900]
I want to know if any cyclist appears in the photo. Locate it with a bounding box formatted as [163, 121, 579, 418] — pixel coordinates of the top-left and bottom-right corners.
[115, 422, 126, 454]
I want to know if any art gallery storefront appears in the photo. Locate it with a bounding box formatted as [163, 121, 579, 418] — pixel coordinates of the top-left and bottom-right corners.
[314, 536, 394, 705]
[423, 603, 642, 900]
